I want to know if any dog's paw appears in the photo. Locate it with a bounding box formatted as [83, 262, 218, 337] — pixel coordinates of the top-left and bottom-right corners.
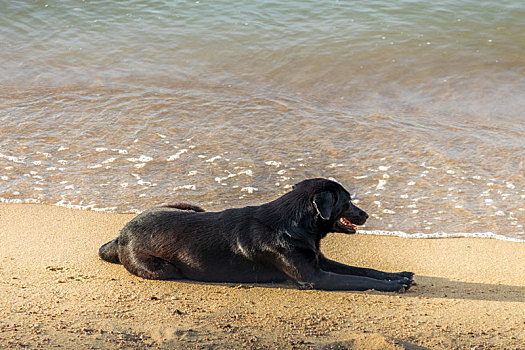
[401, 277, 413, 291]
[390, 277, 413, 293]
[387, 271, 414, 281]
[399, 271, 414, 279]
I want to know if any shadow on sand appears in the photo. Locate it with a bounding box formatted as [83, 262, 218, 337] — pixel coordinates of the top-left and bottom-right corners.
[404, 275, 525, 302]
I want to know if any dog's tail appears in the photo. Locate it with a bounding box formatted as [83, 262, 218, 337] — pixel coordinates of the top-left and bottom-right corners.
[98, 238, 120, 264]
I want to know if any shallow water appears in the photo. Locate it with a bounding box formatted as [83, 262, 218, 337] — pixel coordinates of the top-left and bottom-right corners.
[1, 1, 524, 241]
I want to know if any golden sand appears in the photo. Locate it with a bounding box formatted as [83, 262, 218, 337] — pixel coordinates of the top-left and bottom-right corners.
[1, 203, 524, 349]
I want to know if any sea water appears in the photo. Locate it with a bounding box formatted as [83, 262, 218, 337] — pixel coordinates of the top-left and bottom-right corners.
[1, 0, 524, 241]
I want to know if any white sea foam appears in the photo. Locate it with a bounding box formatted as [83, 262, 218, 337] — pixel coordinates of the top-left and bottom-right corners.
[327, 163, 344, 168]
[1, 197, 38, 204]
[87, 164, 103, 169]
[215, 174, 236, 183]
[137, 179, 153, 186]
[206, 155, 222, 163]
[0, 153, 25, 164]
[112, 149, 128, 154]
[264, 160, 281, 167]
[360, 230, 525, 243]
[241, 187, 258, 194]
[173, 184, 196, 191]
[54, 197, 117, 212]
[376, 179, 387, 190]
[167, 149, 188, 161]
[90, 206, 119, 212]
[215, 169, 253, 183]
[127, 155, 153, 163]
[102, 158, 116, 164]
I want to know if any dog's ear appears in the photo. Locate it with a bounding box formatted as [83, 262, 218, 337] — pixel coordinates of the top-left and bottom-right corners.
[312, 192, 334, 220]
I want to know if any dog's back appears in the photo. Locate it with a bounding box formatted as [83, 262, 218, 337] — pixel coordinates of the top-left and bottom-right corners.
[99, 203, 290, 282]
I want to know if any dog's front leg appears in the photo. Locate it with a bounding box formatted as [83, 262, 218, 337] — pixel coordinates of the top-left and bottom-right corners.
[319, 256, 414, 281]
[273, 253, 411, 292]
[308, 270, 411, 292]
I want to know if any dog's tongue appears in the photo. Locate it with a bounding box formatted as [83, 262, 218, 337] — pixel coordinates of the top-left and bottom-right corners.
[339, 217, 356, 229]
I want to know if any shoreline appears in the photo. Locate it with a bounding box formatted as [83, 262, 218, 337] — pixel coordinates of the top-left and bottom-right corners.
[359, 229, 525, 243]
[2, 198, 524, 243]
[1, 203, 524, 349]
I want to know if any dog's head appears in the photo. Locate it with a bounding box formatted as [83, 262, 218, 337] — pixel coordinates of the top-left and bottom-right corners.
[293, 178, 368, 234]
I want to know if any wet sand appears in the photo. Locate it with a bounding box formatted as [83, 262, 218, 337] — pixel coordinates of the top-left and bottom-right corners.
[1, 203, 524, 349]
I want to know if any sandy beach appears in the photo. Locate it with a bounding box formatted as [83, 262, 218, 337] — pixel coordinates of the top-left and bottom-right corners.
[2, 2, 524, 349]
[1, 203, 524, 349]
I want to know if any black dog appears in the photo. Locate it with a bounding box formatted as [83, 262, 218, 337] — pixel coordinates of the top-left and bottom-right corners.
[99, 178, 413, 292]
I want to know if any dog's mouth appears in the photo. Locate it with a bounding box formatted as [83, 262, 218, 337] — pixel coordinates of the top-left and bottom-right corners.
[335, 217, 358, 234]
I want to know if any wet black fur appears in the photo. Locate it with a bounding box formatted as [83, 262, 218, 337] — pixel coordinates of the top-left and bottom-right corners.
[99, 178, 413, 292]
